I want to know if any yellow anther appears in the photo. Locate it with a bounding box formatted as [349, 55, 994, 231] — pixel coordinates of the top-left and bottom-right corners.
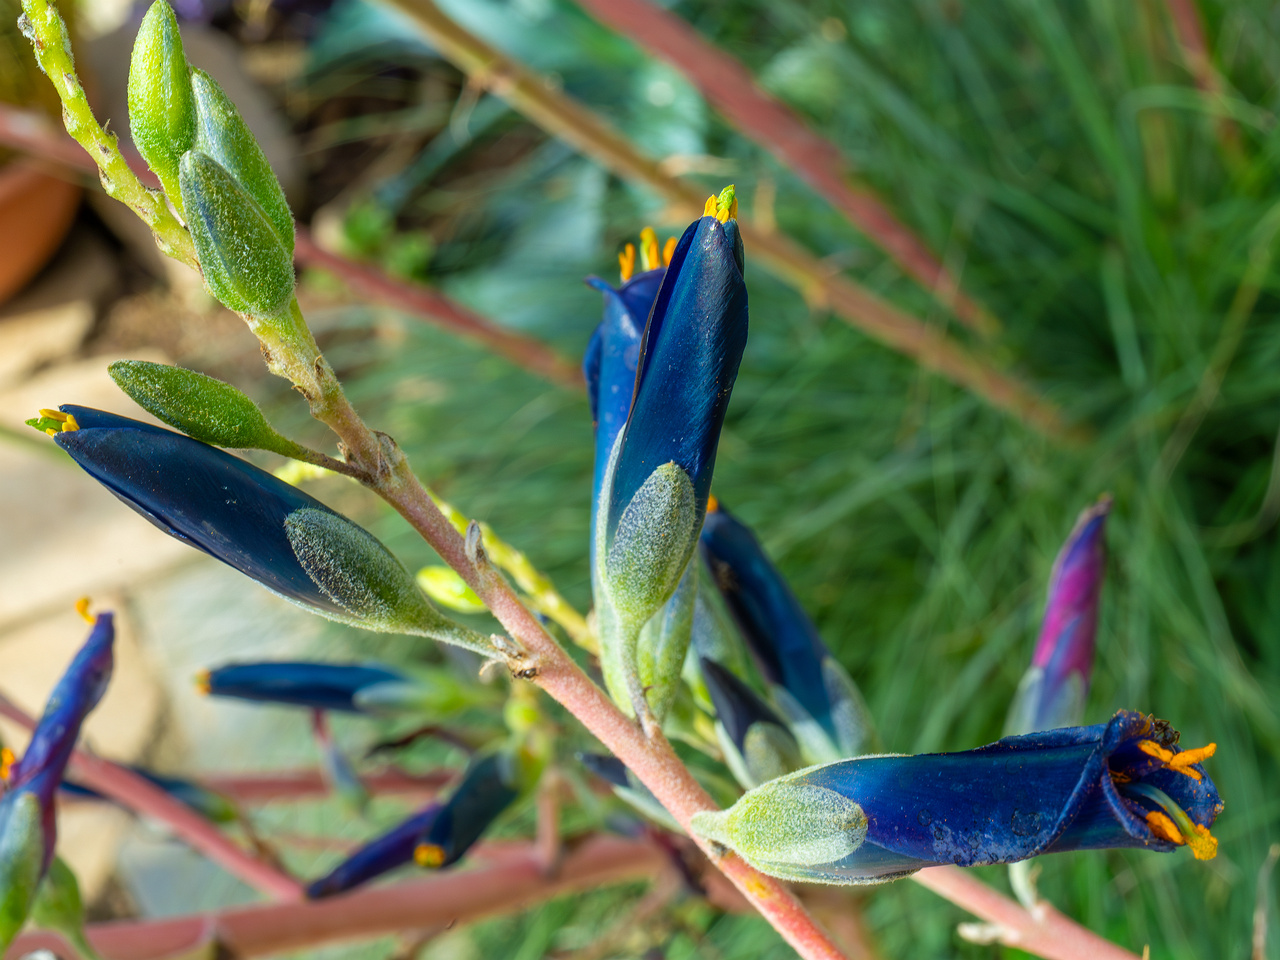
[414, 843, 446, 868]
[639, 227, 660, 272]
[1167, 743, 1216, 780]
[63, 413, 80, 432]
[662, 236, 677, 266]
[707, 494, 719, 513]
[36, 408, 79, 433]
[1145, 810, 1181, 845]
[618, 242, 636, 282]
[194, 669, 212, 695]
[1186, 822, 1219, 861]
[1138, 739, 1215, 781]
[38, 408, 68, 422]
[703, 194, 718, 218]
[45, 428, 58, 437]
[74, 597, 94, 624]
[1137, 740, 1174, 764]
[0, 747, 14, 781]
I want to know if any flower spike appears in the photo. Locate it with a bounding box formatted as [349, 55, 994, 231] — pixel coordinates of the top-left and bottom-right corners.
[49, 407, 495, 654]
[306, 804, 442, 899]
[693, 710, 1222, 885]
[1007, 496, 1111, 735]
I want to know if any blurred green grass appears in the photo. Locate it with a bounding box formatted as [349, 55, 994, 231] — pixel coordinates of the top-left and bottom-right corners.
[257, 0, 1280, 955]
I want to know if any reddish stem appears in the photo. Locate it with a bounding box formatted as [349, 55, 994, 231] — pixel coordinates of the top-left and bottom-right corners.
[1162, 0, 1245, 163]
[4, 836, 668, 960]
[0, 696, 303, 901]
[200, 767, 454, 804]
[912, 866, 1140, 960]
[572, 0, 999, 337]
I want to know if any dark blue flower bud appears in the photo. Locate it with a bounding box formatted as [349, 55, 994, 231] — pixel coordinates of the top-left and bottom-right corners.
[49, 407, 493, 653]
[414, 752, 519, 870]
[693, 710, 1222, 884]
[198, 661, 408, 713]
[700, 500, 872, 760]
[0, 614, 114, 948]
[699, 658, 801, 788]
[306, 804, 441, 899]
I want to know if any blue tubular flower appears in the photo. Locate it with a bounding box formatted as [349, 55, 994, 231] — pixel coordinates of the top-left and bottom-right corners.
[0, 615, 114, 948]
[693, 710, 1222, 885]
[699, 659, 801, 788]
[306, 804, 441, 899]
[1007, 496, 1112, 735]
[197, 661, 408, 713]
[700, 500, 872, 761]
[46, 407, 492, 653]
[593, 190, 749, 721]
[413, 752, 519, 869]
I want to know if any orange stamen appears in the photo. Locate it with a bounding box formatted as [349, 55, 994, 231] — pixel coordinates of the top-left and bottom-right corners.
[1138, 739, 1215, 781]
[0, 747, 14, 781]
[639, 227, 660, 271]
[662, 236, 677, 266]
[703, 195, 718, 218]
[707, 494, 719, 513]
[1146, 810, 1182, 845]
[414, 843, 446, 868]
[618, 243, 636, 282]
[194, 669, 212, 695]
[74, 597, 94, 624]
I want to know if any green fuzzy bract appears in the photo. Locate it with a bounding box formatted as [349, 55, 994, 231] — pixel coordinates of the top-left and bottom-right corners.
[0, 793, 45, 951]
[127, 1, 196, 208]
[108, 360, 282, 450]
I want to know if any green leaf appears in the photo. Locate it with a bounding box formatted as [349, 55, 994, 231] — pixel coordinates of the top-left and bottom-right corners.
[127, 1, 196, 210]
[108, 359, 293, 452]
[0, 793, 46, 951]
[179, 150, 295, 318]
[190, 68, 294, 253]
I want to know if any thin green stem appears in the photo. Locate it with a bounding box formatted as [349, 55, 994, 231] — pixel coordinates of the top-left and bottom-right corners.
[19, 0, 197, 269]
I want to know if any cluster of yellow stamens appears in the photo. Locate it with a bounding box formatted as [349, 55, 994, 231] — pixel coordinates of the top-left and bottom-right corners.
[1137, 739, 1216, 781]
[618, 226, 678, 282]
[1119, 741, 1220, 860]
[38, 408, 79, 437]
[702, 183, 738, 223]
[414, 842, 446, 867]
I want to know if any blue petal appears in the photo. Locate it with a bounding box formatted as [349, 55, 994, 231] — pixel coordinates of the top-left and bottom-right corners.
[306, 804, 442, 899]
[604, 217, 747, 545]
[203, 661, 407, 712]
[56, 407, 351, 614]
[419, 753, 518, 867]
[585, 268, 664, 518]
[700, 504, 835, 739]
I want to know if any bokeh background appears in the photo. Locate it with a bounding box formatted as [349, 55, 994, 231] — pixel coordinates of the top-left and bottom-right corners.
[0, 0, 1275, 957]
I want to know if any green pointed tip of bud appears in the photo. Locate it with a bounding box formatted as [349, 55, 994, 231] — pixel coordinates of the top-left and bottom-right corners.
[0, 792, 46, 951]
[716, 184, 737, 219]
[284, 507, 496, 655]
[416, 565, 486, 613]
[179, 150, 295, 318]
[127, 1, 196, 209]
[26, 415, 62, 435]
[190, 68, 294, 253]
[691, 777, 866, 883]
[109, 359, 294, 452]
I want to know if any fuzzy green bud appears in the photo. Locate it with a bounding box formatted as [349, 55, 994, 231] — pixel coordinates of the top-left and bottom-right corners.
[190, 68, 294, 253]
[0, 792, 45, 951]
[691, 776, 867, 883]
[108, 359, 295, 452]
[179, 150, 295, 318]
[127, 1, 196, 209]
[283, 507, 497, 655]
